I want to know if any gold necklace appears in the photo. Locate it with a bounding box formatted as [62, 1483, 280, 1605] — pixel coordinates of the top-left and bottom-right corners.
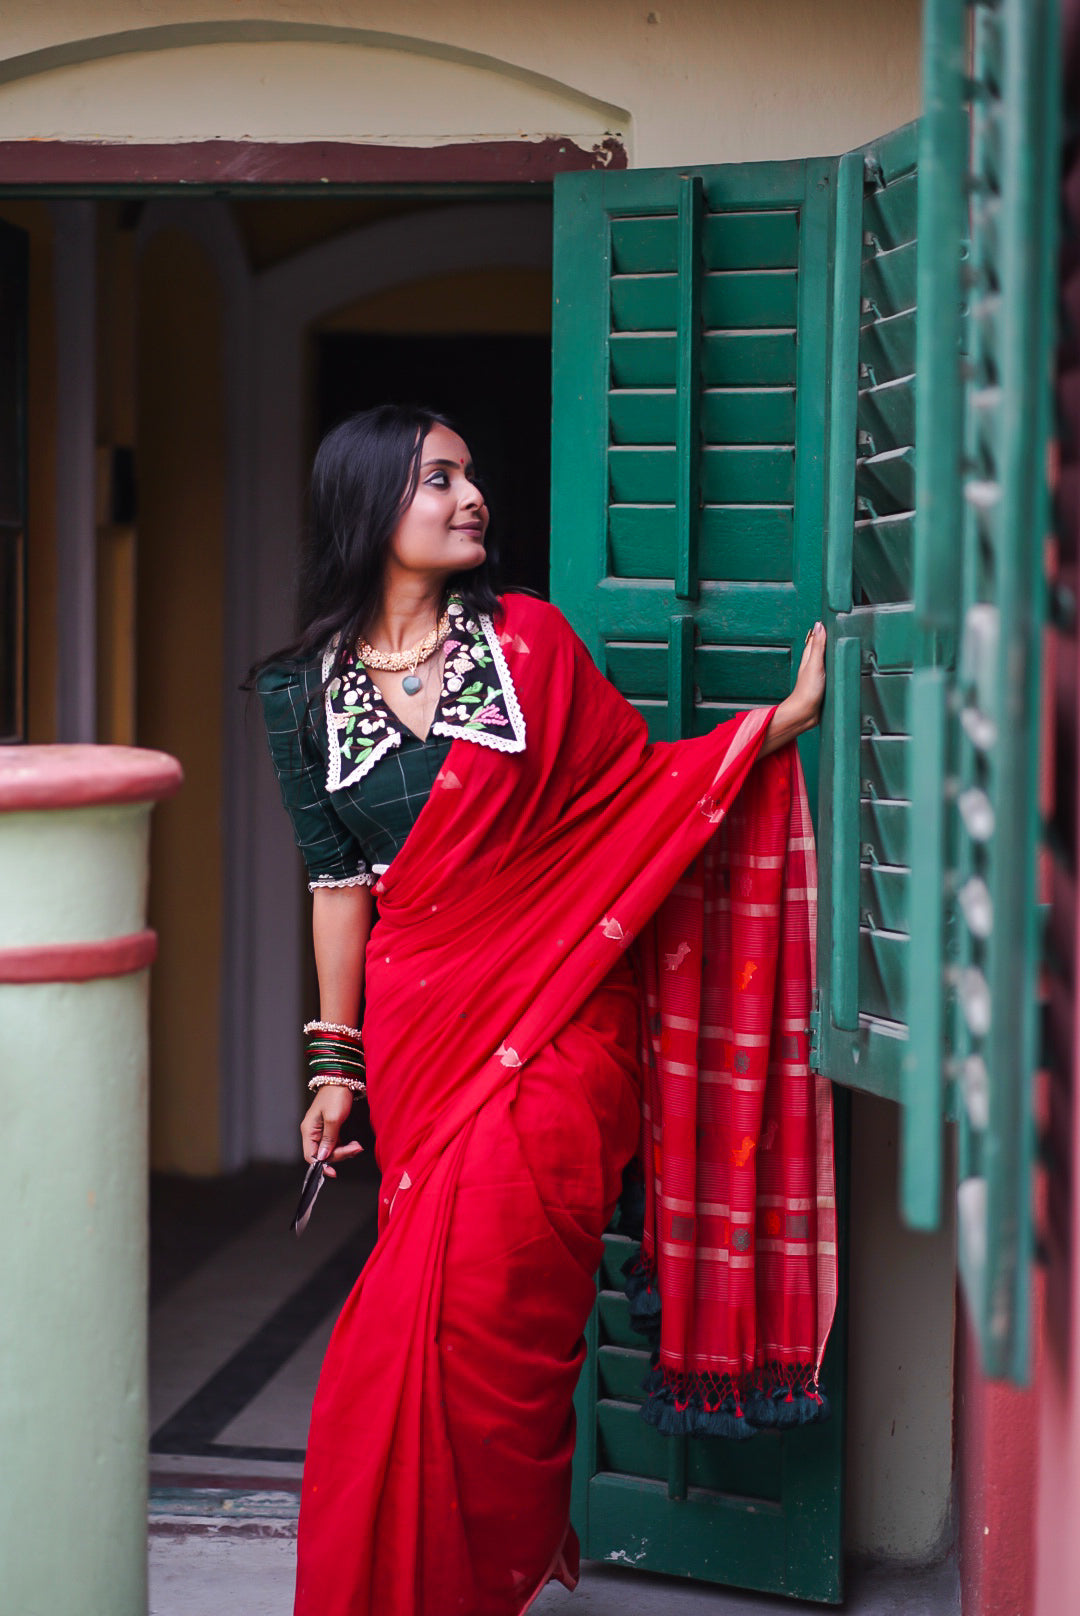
[357, 608, 451, 695]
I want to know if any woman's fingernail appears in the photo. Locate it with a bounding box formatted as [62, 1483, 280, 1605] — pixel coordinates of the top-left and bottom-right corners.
[316, 1142, 330, 1161]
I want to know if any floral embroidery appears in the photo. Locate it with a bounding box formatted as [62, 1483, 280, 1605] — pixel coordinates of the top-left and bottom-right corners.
[322, 644, 402, 792]
[323, 598, 525, 792]
[430, 600, 526, 750]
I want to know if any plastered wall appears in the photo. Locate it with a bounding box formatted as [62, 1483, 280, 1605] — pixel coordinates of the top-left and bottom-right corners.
[0, 1, 923, 168]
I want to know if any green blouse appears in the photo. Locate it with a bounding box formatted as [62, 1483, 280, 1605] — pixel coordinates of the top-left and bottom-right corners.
[257, 598, 526, 889]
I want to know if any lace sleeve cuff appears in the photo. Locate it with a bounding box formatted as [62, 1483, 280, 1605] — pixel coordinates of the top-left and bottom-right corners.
[307, 871, 376, 893]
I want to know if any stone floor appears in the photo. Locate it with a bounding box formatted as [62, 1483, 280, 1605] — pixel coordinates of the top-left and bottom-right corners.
[149, 1533, 959, 1616]
[148, 1164, 959, 1615]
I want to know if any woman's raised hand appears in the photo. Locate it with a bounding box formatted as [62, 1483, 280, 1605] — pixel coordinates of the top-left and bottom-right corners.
[791, 621, 826, 730]
[759, 622, 826, 757]
[301, 1086, 364, 1179]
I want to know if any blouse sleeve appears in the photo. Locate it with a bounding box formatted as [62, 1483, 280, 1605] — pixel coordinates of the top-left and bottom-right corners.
[257, 663, 375, 891]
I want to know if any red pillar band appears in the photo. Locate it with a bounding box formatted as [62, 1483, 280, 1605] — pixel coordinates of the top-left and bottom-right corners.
[0, 928, 159, 983]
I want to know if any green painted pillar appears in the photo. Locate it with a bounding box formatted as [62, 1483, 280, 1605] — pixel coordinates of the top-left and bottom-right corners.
[0, 745, 182, 1616]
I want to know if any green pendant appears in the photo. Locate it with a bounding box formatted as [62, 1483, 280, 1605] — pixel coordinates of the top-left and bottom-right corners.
[402, 674, 423, 695]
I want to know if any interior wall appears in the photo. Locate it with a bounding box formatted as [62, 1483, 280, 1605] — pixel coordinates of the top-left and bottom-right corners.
[136, 227, 225, 1175]
[318, 264, 552, 337]
[0, 200, 58, 744]
[313, 258, 554, 596]
[0, 1, 923, 168]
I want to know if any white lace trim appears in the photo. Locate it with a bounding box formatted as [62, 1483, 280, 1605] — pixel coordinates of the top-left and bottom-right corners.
[323, 639, 403, 791]
[307, 871, 376, 892]
[430, 612, 526, 754]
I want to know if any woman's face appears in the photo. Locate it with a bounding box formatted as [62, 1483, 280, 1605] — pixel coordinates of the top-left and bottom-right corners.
[388, 425, 489, 580]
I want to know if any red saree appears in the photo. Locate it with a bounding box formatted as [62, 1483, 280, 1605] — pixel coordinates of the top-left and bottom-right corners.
[294, 595, 835, 1616]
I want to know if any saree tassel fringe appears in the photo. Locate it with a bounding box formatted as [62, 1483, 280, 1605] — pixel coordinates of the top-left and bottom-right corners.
[641, 1363, 830, 1440]
[625, 1249, 830, 1438]
[622, 1247, 662, 1346]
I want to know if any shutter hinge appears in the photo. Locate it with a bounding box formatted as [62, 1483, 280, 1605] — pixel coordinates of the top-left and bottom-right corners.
[808, 989, 822, 1073]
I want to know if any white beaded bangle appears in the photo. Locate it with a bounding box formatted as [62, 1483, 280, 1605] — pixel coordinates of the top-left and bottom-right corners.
[307, 1073, 367, 1095]
[303, 1019, 363, 1042]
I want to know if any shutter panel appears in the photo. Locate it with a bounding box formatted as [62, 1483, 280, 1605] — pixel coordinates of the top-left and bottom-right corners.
[944, 0, 1061, 1383]
[895, 0, 1060, 1380]
[552, 161, 827, 770]
[552, 161, 845, 1605]
[815, 127, 921, 1112]
[815, 1, 1059, 1383]
[0, 218, 27, 743]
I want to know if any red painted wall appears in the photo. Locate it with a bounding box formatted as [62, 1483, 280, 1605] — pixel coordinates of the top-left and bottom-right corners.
[955, 1288, 1041, 1616]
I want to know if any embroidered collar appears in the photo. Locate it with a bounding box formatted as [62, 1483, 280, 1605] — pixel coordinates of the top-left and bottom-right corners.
[323, 598, 526, 792]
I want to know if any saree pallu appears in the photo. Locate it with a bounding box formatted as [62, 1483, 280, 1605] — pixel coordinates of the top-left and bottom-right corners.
[294, 595, 835, 1616]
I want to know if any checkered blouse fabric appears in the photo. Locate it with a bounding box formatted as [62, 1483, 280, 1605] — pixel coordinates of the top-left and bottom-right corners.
[257, 657, 451, 886]
[338, 728, 453, 870]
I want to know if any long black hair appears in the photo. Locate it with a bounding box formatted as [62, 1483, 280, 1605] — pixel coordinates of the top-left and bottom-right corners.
[249, 403, 501, 686]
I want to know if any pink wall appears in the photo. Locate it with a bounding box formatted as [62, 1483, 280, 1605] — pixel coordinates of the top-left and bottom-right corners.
[955, 1294, 1040, 1616]
[1034, 1292, 1080, 1612]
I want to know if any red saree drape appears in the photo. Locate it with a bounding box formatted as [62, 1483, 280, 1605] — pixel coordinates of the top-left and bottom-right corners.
[294, 595, 835, 1616]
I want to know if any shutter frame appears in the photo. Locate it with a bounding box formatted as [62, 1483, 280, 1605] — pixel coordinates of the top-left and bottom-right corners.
[944, 0, 1062, 1385]
[553, 157, 844, 1603]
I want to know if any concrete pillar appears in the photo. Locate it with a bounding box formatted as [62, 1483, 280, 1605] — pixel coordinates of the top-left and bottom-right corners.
[0, 745, 182, 1616]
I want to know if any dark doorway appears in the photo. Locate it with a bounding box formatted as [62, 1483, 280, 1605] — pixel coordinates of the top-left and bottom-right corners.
[316, 333, 552, 599]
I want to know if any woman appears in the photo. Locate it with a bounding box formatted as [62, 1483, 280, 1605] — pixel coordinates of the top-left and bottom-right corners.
[258, 404, 830, 1616]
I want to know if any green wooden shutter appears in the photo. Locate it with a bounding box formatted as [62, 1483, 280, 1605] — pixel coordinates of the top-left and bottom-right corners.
[815, 127, 921, 1108]
[0, 218, 28, 744]
[817, 2, 1059, 1382]
[815, 104, 968, 1238]
[943, 0, 1060, 1383]
[552, 160, 845, 1605]
[892, 0, 1061, 1381]
[551, 161, 828, 771]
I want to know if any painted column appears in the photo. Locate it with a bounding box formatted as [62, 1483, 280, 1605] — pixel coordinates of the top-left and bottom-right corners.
[0, 745, 182, 1616]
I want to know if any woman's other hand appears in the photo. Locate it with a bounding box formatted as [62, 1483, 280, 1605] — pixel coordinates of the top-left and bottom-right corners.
[301, 1087, 364, 1179]
[790, 620, 826, 729]
[760, 622, 826, 757]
